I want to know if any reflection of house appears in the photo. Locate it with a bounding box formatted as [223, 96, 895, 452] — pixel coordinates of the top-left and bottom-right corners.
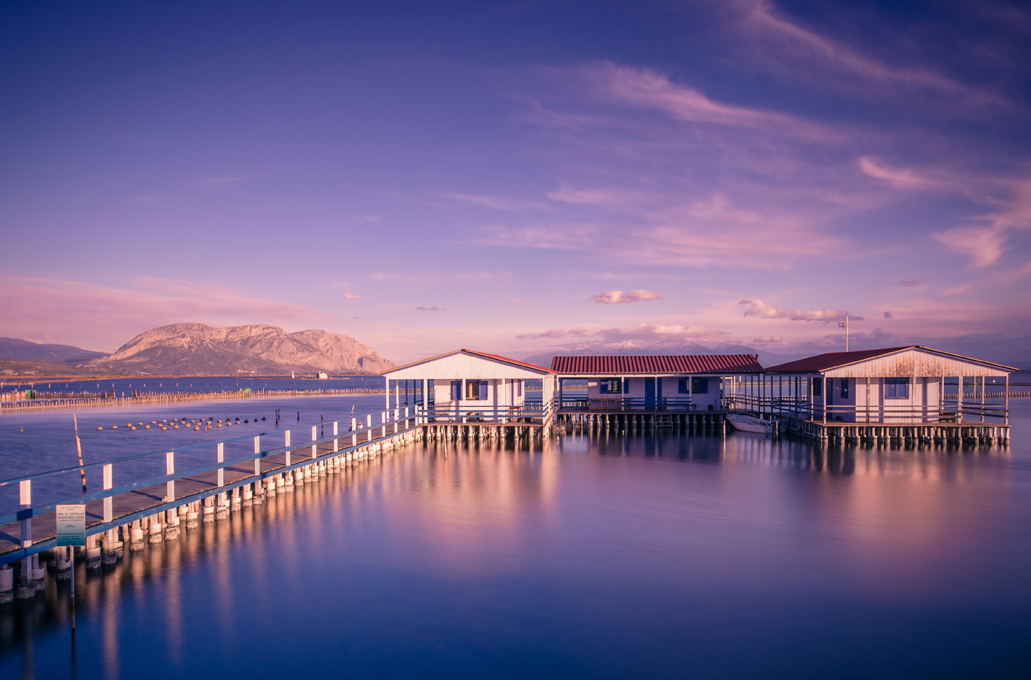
[756, 346, 1016, 425]
[551, 355, 764, 412]
[381, 349, 555, 425]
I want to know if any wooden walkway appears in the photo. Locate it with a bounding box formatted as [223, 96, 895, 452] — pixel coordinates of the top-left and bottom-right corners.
[0, 414, 419, 565]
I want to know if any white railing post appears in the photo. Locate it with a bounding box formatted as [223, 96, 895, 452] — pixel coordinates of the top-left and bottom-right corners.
[333, 421, 339, 452]
[311, 425, 317, 459]
[217, 442, 224, 487]
[166, 451, 175, 502]
[285, 430, 291, 466]
[367, 414, 373, 441]
[103, 464, 113, 522]
[254, 435, 261, 476]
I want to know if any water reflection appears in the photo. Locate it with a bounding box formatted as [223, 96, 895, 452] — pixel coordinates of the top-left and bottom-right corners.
[1, 427, 1028, 679]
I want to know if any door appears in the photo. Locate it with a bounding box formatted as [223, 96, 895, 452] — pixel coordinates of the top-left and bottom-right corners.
[645, 377, 656, 409]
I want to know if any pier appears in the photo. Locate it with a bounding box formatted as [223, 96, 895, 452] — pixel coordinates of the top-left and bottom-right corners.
[0, 406, 424, 602]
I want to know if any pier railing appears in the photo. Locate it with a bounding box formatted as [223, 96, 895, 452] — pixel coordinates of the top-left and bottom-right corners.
[0, 406, 421, 565]
[419, 400, 553, 425]
[726, 395, 1008, 423]
[557, 396, 722, 412]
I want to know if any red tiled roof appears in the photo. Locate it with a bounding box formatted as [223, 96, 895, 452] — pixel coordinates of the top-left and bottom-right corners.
[764, 345, 1018, 373]
[550, 354, 763, 374]
[461, 349, 553, 373]
[763, 346, 919, 373]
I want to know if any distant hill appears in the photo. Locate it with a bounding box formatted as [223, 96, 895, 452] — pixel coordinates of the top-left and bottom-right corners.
[0, 337, 108, 363]
[84, 323, 395, 376]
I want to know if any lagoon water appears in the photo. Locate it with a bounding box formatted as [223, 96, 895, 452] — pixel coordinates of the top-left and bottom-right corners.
[1, 398, 1030, 679]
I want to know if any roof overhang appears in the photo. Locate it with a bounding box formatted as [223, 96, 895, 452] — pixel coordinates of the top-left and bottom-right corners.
[764, 346, 1016, 378]
[382, 349, 553, 380]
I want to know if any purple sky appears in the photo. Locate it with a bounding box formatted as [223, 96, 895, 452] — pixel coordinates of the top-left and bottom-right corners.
[2, 1, 1030, 365]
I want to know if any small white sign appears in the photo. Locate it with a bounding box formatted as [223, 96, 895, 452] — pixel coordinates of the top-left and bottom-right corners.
[55, 505, 86, 547]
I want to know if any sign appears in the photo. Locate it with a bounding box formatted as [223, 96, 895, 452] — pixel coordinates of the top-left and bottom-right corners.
[55, 505, 86, 547]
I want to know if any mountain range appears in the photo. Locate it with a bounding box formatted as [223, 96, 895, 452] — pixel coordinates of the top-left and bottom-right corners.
[0, 324, 394, 377]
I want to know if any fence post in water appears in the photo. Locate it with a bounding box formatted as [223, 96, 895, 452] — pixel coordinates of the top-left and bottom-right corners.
[165, 451, 175, 502]
[18, 480, 33, 597]
[217, 442, 224, 488]
[311, 425, 317, 459]
[253, 435, 261, 494]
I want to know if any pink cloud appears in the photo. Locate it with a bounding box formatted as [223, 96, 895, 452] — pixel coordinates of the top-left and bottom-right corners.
[591, 290, 663, 304]
[739, 298, 861, 323]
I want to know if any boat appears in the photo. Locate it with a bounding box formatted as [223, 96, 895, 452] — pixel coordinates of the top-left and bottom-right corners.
[727, 413, 779, 434]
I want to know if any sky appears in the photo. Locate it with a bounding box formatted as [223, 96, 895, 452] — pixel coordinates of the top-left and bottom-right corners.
[2, 0, 1030, 366]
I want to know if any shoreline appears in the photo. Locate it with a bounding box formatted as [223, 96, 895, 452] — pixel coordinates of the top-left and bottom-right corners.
[0, 387, 394, 413]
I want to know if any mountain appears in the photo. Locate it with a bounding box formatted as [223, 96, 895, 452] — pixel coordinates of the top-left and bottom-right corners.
[0, 337, 108, 363]
[84, 323, 394, 376]
[522, 340, 803, 370]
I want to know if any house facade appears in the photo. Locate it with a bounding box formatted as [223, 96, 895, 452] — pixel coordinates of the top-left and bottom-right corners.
[381, 349, 556, 424]
[551, 354, 764, 412]
[758, 346, 1016, 424]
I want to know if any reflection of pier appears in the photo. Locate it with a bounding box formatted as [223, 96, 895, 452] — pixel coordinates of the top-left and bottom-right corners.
[0, 408, 423, 600]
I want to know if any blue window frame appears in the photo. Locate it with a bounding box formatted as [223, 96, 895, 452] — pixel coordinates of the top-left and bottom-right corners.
[450, 380, 461, 401]
[599, 378, 621, 394]
[812, 378, 823, 397]
[885, 378, 909, 399]
[692, 377, 708, 394]
[678, 378, 688, 394]
[840, 379, 849, 400]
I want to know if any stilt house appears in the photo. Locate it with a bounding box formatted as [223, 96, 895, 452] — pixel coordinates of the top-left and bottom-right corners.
[551, 355, 764, 412]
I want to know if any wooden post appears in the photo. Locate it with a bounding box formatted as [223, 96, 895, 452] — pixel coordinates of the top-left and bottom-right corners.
[217, 442, 224, 487]
[166, 451, 175, 502]
[103, 464, 113, 523]
[19, 480, 32, 582]
[1005, 374, 1010, 426]
[254, 435, 261, 476]
[957, 375, 963, 423]
[385, 379, 390, 410]
[284, 430, 291, 467]
[333, 421, 339, 452]
[311, 425, 317, 459]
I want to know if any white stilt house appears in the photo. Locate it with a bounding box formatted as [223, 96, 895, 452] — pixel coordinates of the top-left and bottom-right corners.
[551, 355, 764, 412]
[758, 346, 1016, 425]
[382, 349, 556, 425]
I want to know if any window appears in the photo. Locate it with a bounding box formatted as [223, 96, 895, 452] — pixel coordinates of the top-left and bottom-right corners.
[678, 378, 688, 394]
[465, 380, 488, 400]
[692, 377, 708, 394]
[840, 379, 849, 400]
[450, 380, 461, 401]
[885, 378, 909, 399]
[599, 378, 621, 394]
[812, 378, 822, 397]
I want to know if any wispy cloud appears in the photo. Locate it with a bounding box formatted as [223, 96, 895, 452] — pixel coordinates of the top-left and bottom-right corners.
[739, 298, 862, 323]
[330, 281, 362, 300]
[415, 306, 445, 312]
[591, 290, 663, 304]
[892, 279, 925, 287]
[517, 323, 729, 344]
[726, 0, 1009, 109]
[858, 157, 942, 190]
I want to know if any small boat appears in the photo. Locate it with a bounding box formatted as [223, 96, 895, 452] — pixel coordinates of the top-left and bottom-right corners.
[727, 413, 779, 434]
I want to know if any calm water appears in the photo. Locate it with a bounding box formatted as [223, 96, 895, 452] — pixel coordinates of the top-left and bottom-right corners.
[1, 402, 1029, 679]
